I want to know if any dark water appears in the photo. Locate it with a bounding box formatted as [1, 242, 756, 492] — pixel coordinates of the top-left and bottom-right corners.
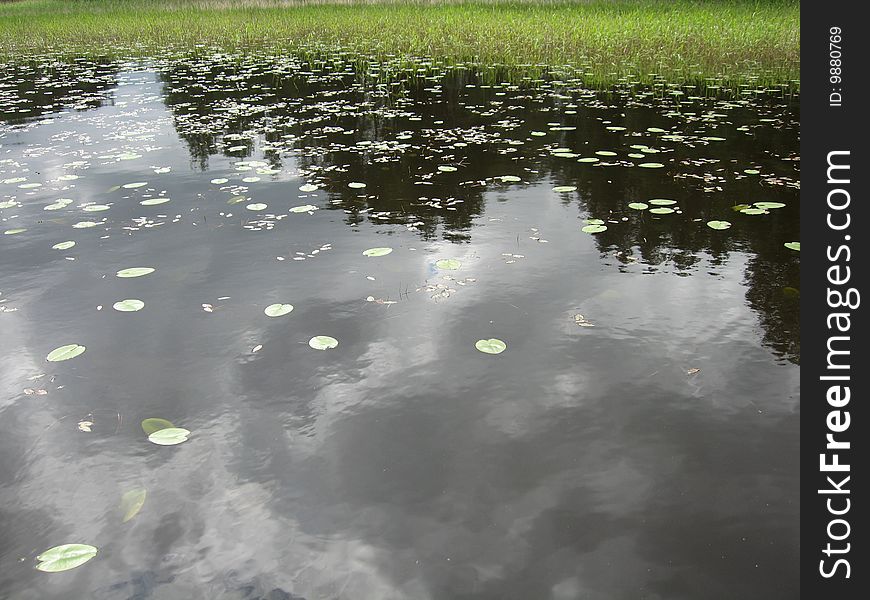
[0, 56, 799, 600]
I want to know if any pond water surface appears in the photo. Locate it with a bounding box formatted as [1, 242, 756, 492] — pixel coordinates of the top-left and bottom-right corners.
[0, 56, 799, 600]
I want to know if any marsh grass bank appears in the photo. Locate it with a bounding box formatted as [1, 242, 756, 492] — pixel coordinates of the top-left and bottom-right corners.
[0, 0, 799, 86]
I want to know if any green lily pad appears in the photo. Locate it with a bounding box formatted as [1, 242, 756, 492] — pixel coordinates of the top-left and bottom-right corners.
[264, 303, 294, 317]
[290, 204, 317, 213]
[649, 207, 675, 215]
[83, 204, 110, 212]
[140, 198, 171, 206]
[348, 182, 367, 189]
[148, 427, 190, 446]
[36, 544, 98, 573]
[475, 338, 507, 355]
[706, 220, 732, 230]
[628, 202, 648, 210]
[46, 344, 86, 362]
[363, 247, 392, 257]
[638, 163, 665, 168]
[309, 335, 339, 350]
[299, 183, 318, 192]
[52, 241, 76, 250]
[113, 299, 144, 312]
[120, 489, 147, 523]
[438, 165, 457, 172]
[4, 228, 26, 235]
[740, 207, 768, 215]
[141, 418, 174, 435]
[246, 203, 268, 211]
[116, 267, 154, 278]
[577, 157, 600, 163]
[435, 259, 461, 270]
[72, 221, 99, 229]
[122, 182, 148, 189]
[732, 204, 752, 211]
[500, 175, 522, 182]
[648, 199, 676, 206]
[582, 224, 608, 234]
[784, 241, 800, 251]
[754, 201, 786, 210]
[553, 186, 577, 193]
[595, 151, 617, 157]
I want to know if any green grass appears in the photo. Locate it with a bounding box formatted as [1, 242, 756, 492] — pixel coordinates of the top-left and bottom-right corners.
[0, 0, 799, 85]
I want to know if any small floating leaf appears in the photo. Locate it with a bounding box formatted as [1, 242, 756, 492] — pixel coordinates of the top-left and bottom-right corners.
[4, 228, 27, 235]
[83, 204, 110, 212]
[309, 335, 338, 350]
[148, 427, 190, 446]
[122, 182, 147, 189]
[246, 203, 268, 211]
[112, 299, 144, 312]
[140, 198, 170, 206]
[264, 303, 294, 317]
[299, 183, 318, 192]
[500, 175, 522, 182]
[52, 241, 76, 250]
[290, 204, 317, 213]
[435, 258, 461, 270]
[754, 201, 786, 210]
[438, 166, 457, 172]
[116, 267, 154, 278]
[648, 199, 676, 206]
[362, 247, 392, 257]
[72, 221, 98, 228]
[36, 544, 98, 573]
[638, 163, 665, 169]
[210, 178, 228, 185]
[577, 157, 599, 163]
[475, 338, 507, 355]
[582, 224, 608, 234]
[784, 241, 800, 251]
[628, 202, 648, 210]
[553, 186, 577, 193]
[740, 207, 768, 215]
[348, 182, 367, 189]
[649, 207, 675, 215]
[120, 489, 147, 523]
[141, 418, 174, 435]
[706, 220, 732, 230]
[46, 344, 86, 362]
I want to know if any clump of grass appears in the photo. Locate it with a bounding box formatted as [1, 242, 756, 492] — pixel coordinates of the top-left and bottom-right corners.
[0, 0, 799, 86]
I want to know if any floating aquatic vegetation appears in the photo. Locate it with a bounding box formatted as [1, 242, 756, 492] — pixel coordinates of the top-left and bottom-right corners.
[363, 247, 392, 257]
[46, 344, 86, 362]
[475, 338, 507, 354]
[706, 220, 731, 230]
[116, 267, 154, 278]
[784, 242, 800, 251]
[435, 258, 461, 270]
[120, 489, 147, 523]
[264, 303, 294, 317]
[36, 544, 98, 573]
[52, 241, 76, 250]
[148, 427, 190, 446]
[309, 335, 339, 350]
[112, 299, 145, 312]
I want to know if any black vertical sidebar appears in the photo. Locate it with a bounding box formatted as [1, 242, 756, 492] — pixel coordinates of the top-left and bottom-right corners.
[802, 1, 867, 597]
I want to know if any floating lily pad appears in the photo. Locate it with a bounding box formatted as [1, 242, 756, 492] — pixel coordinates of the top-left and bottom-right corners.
[46, 344, 86, 362]
[264, 303, 294, 317]
[52, 241, 76, 250]
[122, 182, 148, 189]
[141, 418, 174, 435]
[299, 183, 318, 192]
[740, 207, 768, 215]
[628, 202, 648, 210]
[784, 241, 800, 251]
[438, 166, 457, 172]
[72, 221, 98, 228]
[36, 544, 98, 573]
[754, 201, 786, 210]
[83, 204, 110, 212]
[309, 335, 339, 350]
[582, 224, 608, 234]
[500, 175, 522, 182]
[638, 163, 665, 168]
[140, 198, 170, 206]
[290, 204, 317, 213]
[475, 338, 507, 354]
[553, 186, 577, 193]
[116, 267, 154, 278]
[246, 203, 268, 211]
[732, 204, 752, 212]
[348, 182, 367, 189]
[210, 178, 229, 185]
[435, 258, 461, 270]
[744, 169, 761, 175]
[648, 199, 676, 206]
[595, 151, 617, 157]
[363, 247, 392, 257]
[113, 299, 144, 312]
[4, 228, 27, 235]
[148, 427, 190, 446]
[120, 489, 147, 523]
[706, 220, 732, 230]
[577, 157, 600, 163]
[649, 207, 675, 215]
